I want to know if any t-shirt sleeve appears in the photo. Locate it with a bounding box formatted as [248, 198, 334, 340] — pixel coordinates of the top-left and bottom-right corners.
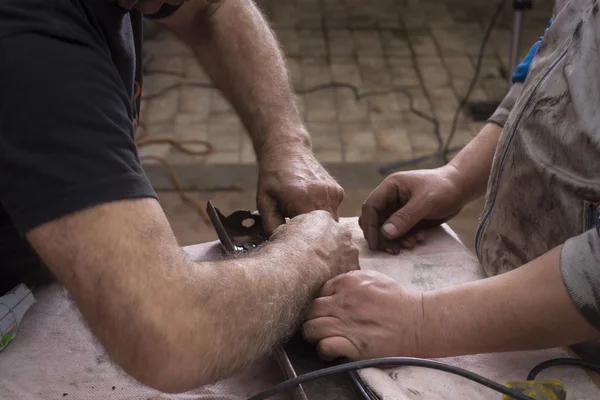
[560, 225, 600, 331]
[0, 32, 156, 234]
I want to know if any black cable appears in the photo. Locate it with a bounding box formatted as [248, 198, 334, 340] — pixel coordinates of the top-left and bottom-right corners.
[246, 357, 536, 400]
[527, 358, 600, 381]
[442, 0, 507, 162]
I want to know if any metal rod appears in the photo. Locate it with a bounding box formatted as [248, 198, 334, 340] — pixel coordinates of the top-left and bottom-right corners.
[508, 10, 524, 88]
[274, 346, 309, 400]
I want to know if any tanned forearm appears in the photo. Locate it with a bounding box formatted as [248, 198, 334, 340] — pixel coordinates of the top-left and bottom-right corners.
[27, 200, 343, 393]
[164, 0, 309, 158]
[419, 246, 599, 357]
[448, 122, 502, 204]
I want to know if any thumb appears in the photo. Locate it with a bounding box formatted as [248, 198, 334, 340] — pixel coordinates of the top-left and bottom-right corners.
[381, 198, 427, 239]
[317, 336, 360, 361]
[257, 192, 285, 236]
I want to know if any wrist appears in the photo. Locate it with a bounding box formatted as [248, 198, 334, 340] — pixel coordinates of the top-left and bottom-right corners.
[438, 164, 471, 208]
[255, 126, 312, 162]
[417, 290, 445, 358]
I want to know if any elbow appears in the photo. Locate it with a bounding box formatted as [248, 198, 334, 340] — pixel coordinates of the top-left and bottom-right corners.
[117, 329, 227, 394]
[120, 341, 218, 393]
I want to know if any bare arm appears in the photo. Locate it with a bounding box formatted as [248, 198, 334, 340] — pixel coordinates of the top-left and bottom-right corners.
[159, 0, 307, 157]
[303, 246, 599, 360]
[420, 245, 599, 357]
[155, 0, 344, 233]
[27, 199, 357, 393]
[448, 122, 502, 203]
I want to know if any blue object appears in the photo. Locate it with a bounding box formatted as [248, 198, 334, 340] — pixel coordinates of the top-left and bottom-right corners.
[512, 19, 553, 83]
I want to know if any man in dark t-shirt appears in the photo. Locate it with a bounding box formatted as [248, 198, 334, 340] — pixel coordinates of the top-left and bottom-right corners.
[0, 0, 358, 392]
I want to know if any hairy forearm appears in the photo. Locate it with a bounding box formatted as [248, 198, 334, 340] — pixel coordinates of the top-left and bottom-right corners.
[28, 199, 332, 393]
[171, 0, 309, 158]
[150, 238, 328, 392]
[419, 246, 599, 358]
[448, 122, 502, 204]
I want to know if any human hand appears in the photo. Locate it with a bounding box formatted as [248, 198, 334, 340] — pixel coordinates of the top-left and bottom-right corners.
[272, 210, 359, 279]
[257, 146, 344, 235]
[359, 165, 466, 254]
[301, 270, 423, 360]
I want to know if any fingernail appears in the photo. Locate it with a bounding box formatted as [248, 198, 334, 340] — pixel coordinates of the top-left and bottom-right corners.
[385, 248, 395, 255]
[382, 223, 397, 237]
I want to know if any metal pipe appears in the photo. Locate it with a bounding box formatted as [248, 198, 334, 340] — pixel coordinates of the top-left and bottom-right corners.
[508, 10, 524, 88]
[274, 346, 309, 400]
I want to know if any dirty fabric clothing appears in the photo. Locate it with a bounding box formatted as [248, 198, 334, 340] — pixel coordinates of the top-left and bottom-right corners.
[0, 0, 179, 293]
[483, 0, 600, 331]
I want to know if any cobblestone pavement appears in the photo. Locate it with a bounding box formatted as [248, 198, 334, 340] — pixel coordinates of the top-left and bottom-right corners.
[140, 0, 553, 189]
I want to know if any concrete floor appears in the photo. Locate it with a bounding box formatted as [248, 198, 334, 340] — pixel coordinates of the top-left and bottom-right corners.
[158, 188, 485, 254]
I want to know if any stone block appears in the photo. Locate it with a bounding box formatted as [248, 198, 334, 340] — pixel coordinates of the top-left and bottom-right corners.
[179, 87, 211, 118]
[408, 30, 438, 57]
[353, 30, 384, 56]
[328, 29, 355, 56]
[381, 30, 411, 57]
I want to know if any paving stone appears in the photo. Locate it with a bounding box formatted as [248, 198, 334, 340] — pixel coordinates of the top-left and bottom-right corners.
[451, 80, 487, 99]
[144, 88, 180, 124]
[380, 30, 411, 57]
[366, 93, 406, 124]
[477, 57, 504, 80]
[275, 28, 300, 55]
[423, 4, 455, 27]
[240, 135, 257, 164]
[285, 56, 303, 88]
[401, 5, 428, 30]
[182, 57, 211, 82]
[327, 29, 355, 56]
[408, 30, 438, 57]
[407, 87, 434, 114]
[403, 113, 441, 156]
[298, 29, 327, 56]
[388, 57, 420, 87]
[358, 56, 392, 90]
[375, 124, 415, 161]
[304, 90, 337, 122]
[174, 119, 208, 141]
[482, 78, 508, 100]
[145, 55, 184, 75]
[336, 89, 369, 123]
[417, 57, 450, 89]
[139, 143, 173, 164]
[314, 150, 343, 163]
[179, 87, 211, 118]
[330, 57, 362, 85]
[308, 122, 342, 152]
[144, 32, 193, 57]
[301, 57, 332, 87]
[353, 30, 384, 56]
[297, 6, 323, 28]
[429, 87, 460, 121]
[341, 122, 377, 162]
[211, 91, 232, 114]
[432, 25, 494, 57]
[270, 3, 297, 28]
[143, 74, 182, 98]
[206, 151, 240, 164]
[444, 56, 475, 80]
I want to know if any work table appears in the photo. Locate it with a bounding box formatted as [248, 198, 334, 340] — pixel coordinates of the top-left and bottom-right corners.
[1, 218, 599, 399]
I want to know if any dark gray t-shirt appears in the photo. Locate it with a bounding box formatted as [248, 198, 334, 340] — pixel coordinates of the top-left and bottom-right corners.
[0, 0, 179, 292]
